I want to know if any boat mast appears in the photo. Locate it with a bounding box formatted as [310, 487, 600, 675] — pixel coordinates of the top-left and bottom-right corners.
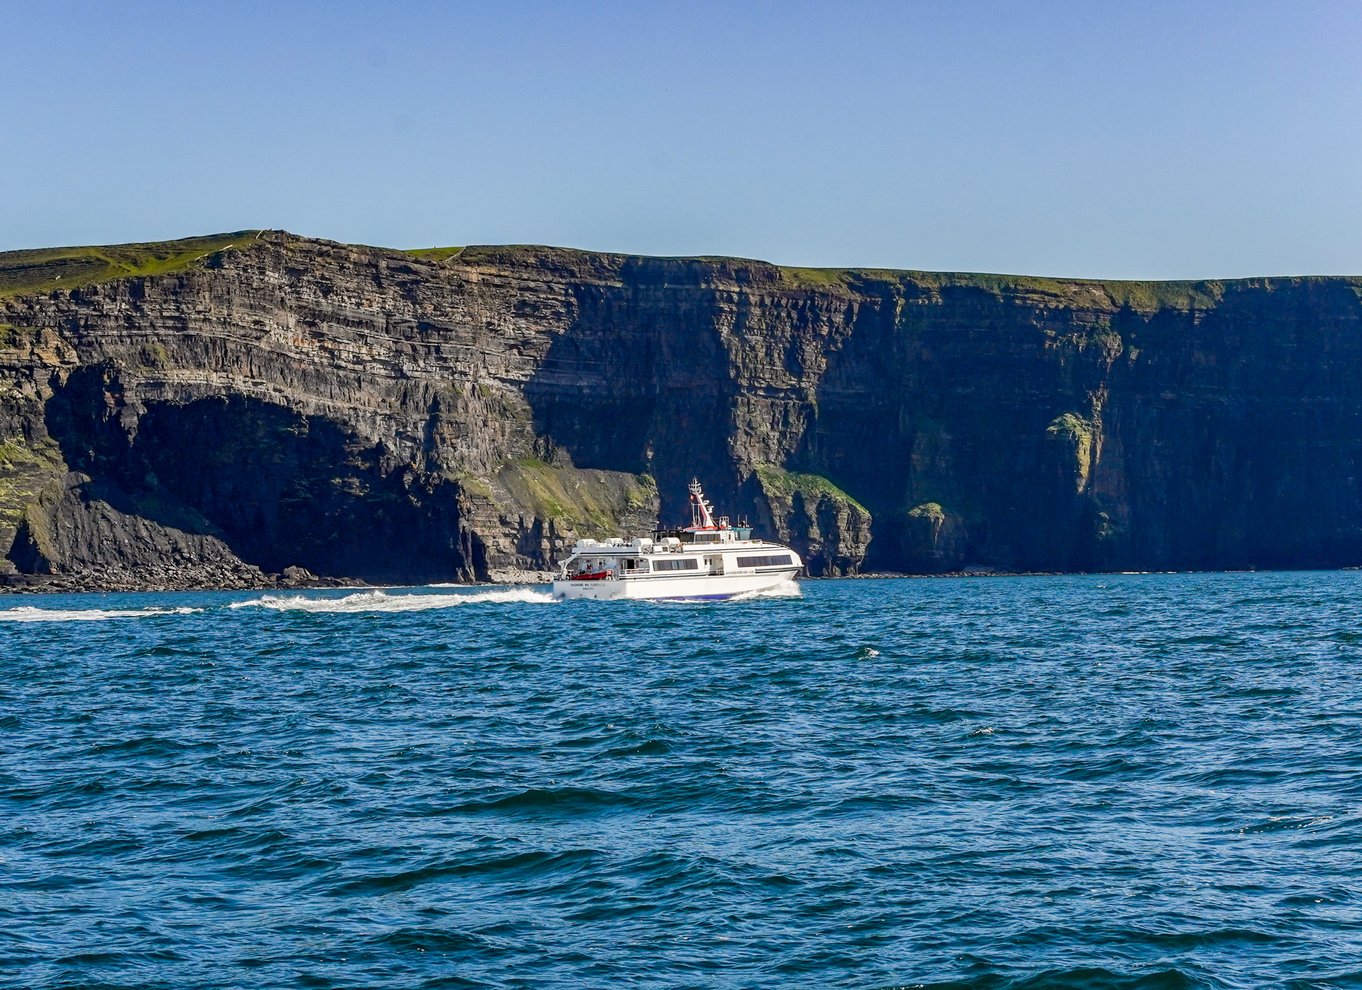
[688, 478, 718, 530]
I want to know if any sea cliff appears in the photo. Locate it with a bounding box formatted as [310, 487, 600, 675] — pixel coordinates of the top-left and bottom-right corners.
[2, 231, 1360, 589]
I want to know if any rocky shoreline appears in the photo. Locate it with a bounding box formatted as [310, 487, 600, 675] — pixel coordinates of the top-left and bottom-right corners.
[0, 564, 364, 595]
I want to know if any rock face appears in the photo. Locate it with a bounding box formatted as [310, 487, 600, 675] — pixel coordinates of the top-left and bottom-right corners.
[1, 231, 1360, 589]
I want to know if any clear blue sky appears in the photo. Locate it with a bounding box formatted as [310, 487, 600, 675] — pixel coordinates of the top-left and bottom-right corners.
[3, 0, 1359, 278]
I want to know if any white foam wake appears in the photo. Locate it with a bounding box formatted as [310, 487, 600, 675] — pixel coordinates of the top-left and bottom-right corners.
[229, 587, 558, 613]
[0, 605, 203, 623]
[730, 580, 803, 601]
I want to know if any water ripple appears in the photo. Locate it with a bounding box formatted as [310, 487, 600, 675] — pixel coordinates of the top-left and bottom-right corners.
[3, 573, 1362, 988]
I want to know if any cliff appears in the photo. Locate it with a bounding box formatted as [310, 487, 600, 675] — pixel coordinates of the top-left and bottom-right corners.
[1, 230, 1359, 589]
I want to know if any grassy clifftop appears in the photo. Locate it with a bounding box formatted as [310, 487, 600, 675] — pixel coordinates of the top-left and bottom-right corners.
[4, 230, 1357, 317]
[417, 242, 1262, 313]
[0, 231, 260, 300]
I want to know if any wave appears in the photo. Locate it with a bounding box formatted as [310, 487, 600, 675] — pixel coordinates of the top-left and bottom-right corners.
[903, 966, 1213, 990]
[229, 587, 558, 613]
[0, 605, 202, 623]
[443, 785, 636, 816]
[730, 580, 803, 601]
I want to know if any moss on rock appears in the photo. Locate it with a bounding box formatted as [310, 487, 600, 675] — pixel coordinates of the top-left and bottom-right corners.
[902, 501, 968, 572]
[753, 463, 868, 513]
[0, 434, 66, 543]
[753, 463, 871, 575]
[1046, 413, 1097, 493]
[494, 459, 658, 537]
[907, 501, 945, 524]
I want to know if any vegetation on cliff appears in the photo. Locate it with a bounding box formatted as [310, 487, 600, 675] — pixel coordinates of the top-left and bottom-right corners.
[752, 464, 867, 514]
[1, 229, 1360, 589]
[0, 232, 259, 300]
[493, 459, 656, 538]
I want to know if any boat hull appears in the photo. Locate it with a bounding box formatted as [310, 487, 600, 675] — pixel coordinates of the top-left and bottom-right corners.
[553, 568, 798, 601]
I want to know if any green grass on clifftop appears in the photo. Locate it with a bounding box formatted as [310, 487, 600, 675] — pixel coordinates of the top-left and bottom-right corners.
[438, 244, 1231, 313]
[403, 246, 466, 262]
[843, 269, 1228, 313]
[0, 231, 259, 299]
[778, 267, 851, 290]
[4, 231, 1354, 316]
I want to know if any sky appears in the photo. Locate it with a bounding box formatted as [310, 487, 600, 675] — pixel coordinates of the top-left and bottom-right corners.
[2, 0, 1360, 278]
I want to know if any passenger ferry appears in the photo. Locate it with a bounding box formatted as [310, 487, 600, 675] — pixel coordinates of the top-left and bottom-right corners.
[553, 479, 802, 601]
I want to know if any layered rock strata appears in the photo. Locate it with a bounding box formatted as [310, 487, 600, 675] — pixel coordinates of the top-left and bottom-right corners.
[1, 231, 1359, 589]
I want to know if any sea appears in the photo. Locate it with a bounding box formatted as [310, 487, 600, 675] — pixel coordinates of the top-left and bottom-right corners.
[3, 572, 1361, 990]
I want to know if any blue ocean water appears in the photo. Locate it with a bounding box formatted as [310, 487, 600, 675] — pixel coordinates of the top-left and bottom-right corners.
[2, 573, 1362, 990]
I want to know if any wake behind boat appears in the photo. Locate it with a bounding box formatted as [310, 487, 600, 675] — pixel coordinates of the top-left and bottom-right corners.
[553, 479, 801, 601]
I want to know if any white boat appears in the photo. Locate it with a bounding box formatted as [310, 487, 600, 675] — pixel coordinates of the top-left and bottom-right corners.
[553, 479, 802, 601]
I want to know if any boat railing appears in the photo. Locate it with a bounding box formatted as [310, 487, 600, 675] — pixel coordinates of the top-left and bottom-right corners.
[567, 568, 616, 581]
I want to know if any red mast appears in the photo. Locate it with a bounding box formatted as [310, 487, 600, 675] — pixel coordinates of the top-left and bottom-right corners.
[687, 478, 718, 530]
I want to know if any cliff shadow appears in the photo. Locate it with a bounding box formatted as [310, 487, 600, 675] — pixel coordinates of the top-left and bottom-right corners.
[1101, 279, 1362, 569]
[524, 258, 742, 522]
[44, 367, 473, 582]
[805, 279, 1122, 572]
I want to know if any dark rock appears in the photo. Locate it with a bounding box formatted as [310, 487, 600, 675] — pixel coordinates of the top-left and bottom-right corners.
[7, 471, 270, 590]
[900, 502, 969, 573]
[0, 231, 1360, 590]
[279, 565, 315, 586]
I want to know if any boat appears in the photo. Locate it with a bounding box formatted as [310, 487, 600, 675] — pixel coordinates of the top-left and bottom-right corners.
[552, 478, 802, 601]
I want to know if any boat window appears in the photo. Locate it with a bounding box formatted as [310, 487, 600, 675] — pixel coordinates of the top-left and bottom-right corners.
[653, 558, 700, 571]
[736, 554, 793, 568]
